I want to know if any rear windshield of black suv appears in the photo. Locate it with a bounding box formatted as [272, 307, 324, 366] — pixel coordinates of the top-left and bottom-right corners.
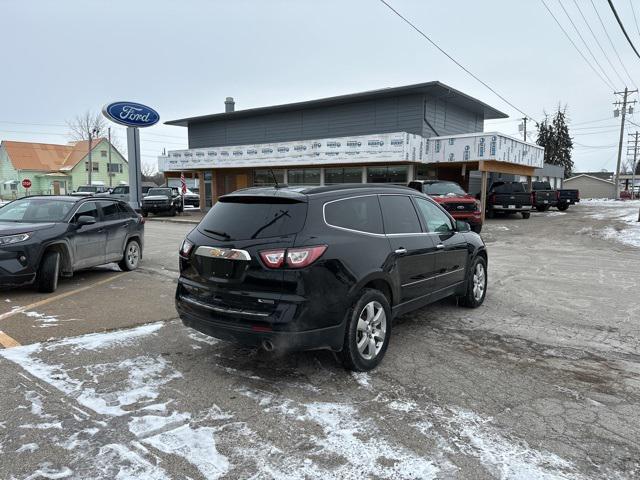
[199, 196, 307, 240]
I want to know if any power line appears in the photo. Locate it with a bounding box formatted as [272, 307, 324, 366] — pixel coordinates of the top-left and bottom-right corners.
[630, 0, 640, 39]
[556, 0, 618, 89]
[590, 0, 637, 88]
[572, 0, 626, 87]
[541, 0, 615, 91]
[377, 0, 536, 121]
[607, 0, 640, 60]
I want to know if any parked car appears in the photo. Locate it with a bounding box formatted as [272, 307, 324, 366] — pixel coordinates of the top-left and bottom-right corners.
[557, 188, 580, 210]
[175, 184, 488, 371]
[108, 185, 157, 203]
[408, 180, 482, 233]
[182, 188, 200, 209]
[0, 196, 144, 293]
[528, 181, 557, 211]
[487, 181, 532, 219]
[70, 185, 109, 197]
[110, 185, 130, 202]
[141, 187, 183, 217]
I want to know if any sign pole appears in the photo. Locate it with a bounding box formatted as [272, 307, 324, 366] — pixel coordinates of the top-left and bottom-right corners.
[127, 127, 142, 211]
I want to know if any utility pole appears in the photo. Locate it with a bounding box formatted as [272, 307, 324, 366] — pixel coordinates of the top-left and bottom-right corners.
[629, 131, 639, 200]
[519, 117, 528, 142]
[108, 127, 112, 188]
[87, 129, 93, 186]
[614, 87, 637, 199]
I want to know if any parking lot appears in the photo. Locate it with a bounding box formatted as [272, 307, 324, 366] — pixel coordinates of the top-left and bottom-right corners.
[1, 202, 639, 479]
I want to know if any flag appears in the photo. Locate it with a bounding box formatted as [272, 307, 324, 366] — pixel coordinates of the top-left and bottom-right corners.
[180, 172, 187, 194]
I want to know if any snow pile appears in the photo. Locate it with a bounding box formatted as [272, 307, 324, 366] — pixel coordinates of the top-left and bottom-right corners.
[582, 201, 640, 248]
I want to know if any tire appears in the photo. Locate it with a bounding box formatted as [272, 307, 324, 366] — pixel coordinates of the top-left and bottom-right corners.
[119, 239, 141, 271]
[486, 209, 495, 219]
[141, 210, 148, 218]
[460, 255, 487, 308]
[522, 212, 531, 219]
[535, 205, 549, 212]
[471, 224, 482, 234]
[36, 251, 60, 293]
[557, 203, 569, 211]
[169, 206, 177, 217]
[339, 289, 392, 372]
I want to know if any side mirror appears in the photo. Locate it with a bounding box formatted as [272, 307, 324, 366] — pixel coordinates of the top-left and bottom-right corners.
[76, 215, 96, 226]
[456, 220, 471, 232]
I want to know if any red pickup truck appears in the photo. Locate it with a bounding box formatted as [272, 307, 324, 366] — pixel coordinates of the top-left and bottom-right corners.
[408, 180, 483, 233]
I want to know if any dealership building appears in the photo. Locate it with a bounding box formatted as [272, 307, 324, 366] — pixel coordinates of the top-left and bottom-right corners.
[158, 81, 544, 216]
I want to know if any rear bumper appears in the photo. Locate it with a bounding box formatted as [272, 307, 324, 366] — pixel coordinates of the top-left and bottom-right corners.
[175, 287, 346, 352]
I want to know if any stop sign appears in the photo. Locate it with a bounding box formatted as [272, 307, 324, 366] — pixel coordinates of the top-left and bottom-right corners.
[22, 178, 32, 189]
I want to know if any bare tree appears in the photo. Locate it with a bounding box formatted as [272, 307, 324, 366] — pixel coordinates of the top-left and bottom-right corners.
[141, 162, 157, 177]
[67, 110, 125, 152]
[66, 110, 108, 141]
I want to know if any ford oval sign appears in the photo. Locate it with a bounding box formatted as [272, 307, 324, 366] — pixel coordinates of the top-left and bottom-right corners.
[102, 101, 159, 128]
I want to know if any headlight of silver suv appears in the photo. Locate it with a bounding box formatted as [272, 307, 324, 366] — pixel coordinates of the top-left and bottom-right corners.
[0, 232, 32, 246]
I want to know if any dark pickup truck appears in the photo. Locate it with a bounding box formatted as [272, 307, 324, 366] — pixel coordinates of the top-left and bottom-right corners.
[526, 181, 580, 211]
[557, 188, 580, 210]
[141, 187, 183, 217]
[487, 181, 532, 219]
[529, 181, 557, 212]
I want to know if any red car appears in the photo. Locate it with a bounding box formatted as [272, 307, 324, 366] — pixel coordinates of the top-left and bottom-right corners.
[408, 180, 483, 233]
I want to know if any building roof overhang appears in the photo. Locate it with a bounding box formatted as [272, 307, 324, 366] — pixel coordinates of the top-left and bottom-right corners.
[165, 81, 509, 127]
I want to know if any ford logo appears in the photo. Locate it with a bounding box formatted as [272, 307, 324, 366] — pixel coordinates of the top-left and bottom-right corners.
[102, 101, 160, 128]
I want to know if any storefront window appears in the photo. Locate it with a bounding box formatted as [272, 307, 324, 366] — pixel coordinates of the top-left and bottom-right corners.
[288, 168, 320, 185]
[366, 165, 408, 184]
[254, 169, 285, 186]
[325, 167, 363, 184]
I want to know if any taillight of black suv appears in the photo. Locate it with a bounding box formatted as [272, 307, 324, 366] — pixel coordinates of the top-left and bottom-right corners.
[175, 184, 488, 371]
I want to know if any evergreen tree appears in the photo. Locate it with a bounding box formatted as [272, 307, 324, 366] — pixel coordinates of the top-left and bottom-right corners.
[536, 106, 574, 177]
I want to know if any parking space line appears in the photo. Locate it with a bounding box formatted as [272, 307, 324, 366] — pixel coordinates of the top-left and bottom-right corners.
[0, 330, 21, 348]
[0, 273, 126, 322]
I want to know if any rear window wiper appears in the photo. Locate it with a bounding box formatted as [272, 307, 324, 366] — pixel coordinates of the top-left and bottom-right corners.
[203, 228, 231, 239]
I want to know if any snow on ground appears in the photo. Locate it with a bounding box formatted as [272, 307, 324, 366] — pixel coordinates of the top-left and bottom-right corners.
[0, 322, 595, 479]
[579, 200, 640, 248]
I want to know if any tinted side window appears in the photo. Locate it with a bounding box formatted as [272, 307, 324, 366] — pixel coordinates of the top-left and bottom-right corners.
[379, 195, 422, 234]
[324, 196, 383, 234]
[414, 198, 453, 233]
[117, 203, 135, 218]
[72, 202, 99, 223]
[100, 202, 121, 221]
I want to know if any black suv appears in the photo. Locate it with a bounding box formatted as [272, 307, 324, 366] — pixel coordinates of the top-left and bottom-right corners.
[176, 184, 487, 371]
[0, 196, 144, 292]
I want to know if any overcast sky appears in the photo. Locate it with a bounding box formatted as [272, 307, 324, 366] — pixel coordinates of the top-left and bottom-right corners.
[3, 0, 640, 172]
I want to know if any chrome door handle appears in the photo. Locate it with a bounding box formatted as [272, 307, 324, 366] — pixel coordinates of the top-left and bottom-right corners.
[436, 244, 445, 249]
[394, 248, 407, 255]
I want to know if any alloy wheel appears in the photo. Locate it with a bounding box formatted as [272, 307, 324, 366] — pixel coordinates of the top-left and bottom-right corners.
[127, 243, 140, 269]
[356, 300, 387, 360]
[473, 263, 485, 301]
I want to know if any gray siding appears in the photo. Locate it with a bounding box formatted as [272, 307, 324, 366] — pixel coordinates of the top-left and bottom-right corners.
[188, 94, 483, 148]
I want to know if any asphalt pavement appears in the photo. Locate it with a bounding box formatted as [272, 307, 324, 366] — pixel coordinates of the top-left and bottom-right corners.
[0, 203, 639, 479]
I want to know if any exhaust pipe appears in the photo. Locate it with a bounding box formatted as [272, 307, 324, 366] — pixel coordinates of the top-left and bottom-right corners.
[261, 339, 274, 352]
